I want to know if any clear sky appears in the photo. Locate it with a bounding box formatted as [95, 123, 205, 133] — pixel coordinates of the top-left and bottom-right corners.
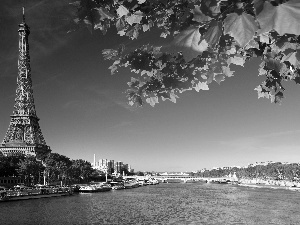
[1, 0, 300, 172]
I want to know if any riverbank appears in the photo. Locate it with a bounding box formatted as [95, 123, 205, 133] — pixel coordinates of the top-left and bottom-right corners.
[238, 178, 300, 191]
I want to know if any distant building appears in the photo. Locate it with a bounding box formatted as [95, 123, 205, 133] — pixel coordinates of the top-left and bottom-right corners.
[212, 167, 221, 170]
[99, 159, 108, 167]
[247, 161, 276, 167]
[222, 166, 232, 170]
[107, 160, 114, 174]
[92, 155, 133, 175]
[92, 155, 108, 173]
[123, 164, 128, 171]
[114, 161, 123, 174]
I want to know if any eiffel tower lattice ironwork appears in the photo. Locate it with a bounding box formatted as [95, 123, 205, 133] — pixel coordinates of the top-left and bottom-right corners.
[0, 8, 51, 158]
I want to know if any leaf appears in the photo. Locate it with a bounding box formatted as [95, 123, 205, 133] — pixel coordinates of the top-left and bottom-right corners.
[194, 81, 209, 92]
[116, 5, 129, 17]
[245, 39, 259, 50]
[257, 1, 300, 36]
[171, 26, 208, 61]
[169, 91, 179, 103]
[102, 49, 118, 60]
[108, 60, 121, 74]
[126, 11, 144, 25]
[253, 0, 265, 16]
[224, 12, 258, 47]
[83, 18, 93, 33]
[116, 18, 126, 31]
[226, 46, 236, 55]
[95, 7, 115, 21]
[227, 56, 245, 67]
[142, 24, 150, 32]
[206, 70, 214, 84]
[222, 66, 234, 77]
[203, 20, 222, 49]
[255, 85, 270, 99]
[126, 26, 139, 39]
[214, 74, 225, 84]
[282, 50, 300, 68]
[258, 33, 270, 44]
[201, 0, 221, 17]
[118, 30, 127, 36]
[296, 50, 300, 62]
[274, 91, 284, 104]
[264, 59, 282, 73]
[258, 61, 267, 76]
[192, 5, 212, 23]
[146, 96, 159, 107]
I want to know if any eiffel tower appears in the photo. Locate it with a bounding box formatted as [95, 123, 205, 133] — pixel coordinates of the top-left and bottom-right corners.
[0, 8, 51, 158]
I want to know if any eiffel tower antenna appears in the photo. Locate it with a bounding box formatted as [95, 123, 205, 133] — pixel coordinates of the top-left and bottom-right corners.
[22, 7, 25, 23]
[0, 9, 51, 158]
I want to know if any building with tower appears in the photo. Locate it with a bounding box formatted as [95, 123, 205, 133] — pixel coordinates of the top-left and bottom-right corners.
[0, 9, 51, 158]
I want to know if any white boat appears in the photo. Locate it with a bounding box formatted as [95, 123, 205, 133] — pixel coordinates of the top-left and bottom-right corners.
[138, 180, 148, 186]
[146, 178, 159, 185]
[110, 182, 125, 190]
[79, 182, 111, 193]
[123, 180, 139, 189]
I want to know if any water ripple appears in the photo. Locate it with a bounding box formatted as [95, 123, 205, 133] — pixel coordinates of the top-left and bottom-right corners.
[1, 183, 300, 225]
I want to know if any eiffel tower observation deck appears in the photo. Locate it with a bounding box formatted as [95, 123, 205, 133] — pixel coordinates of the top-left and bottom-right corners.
[0, 8, 51, 159]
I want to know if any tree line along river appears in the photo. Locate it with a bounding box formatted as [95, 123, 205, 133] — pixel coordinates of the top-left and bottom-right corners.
[0, 182, 300, 225]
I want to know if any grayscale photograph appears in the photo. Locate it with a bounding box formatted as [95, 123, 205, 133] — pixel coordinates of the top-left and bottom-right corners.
[1, 0, 300, 224]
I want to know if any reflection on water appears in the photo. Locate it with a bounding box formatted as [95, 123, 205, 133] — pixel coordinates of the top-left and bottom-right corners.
[1, 183, 300, 225]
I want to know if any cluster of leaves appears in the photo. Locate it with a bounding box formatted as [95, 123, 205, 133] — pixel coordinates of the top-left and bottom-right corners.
[40, 153, 96, 184]
[71, 0, 300, 106]
[0, 153, 26, 177]
[196, 162, 300, 181]
[17, 156, 45, 184]
[0, 152, 95, 185]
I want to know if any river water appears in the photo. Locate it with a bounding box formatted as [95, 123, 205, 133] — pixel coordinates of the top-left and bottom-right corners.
[1, 182, 300, 225]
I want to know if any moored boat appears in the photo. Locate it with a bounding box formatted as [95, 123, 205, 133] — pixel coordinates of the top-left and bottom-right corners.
[138, 180, 148, 186]
[148, 178, 159, 185]
[110, 182, 125, 190]
[0, 185, 73, 202]
[123, 180, 140, 189]
[78, 182, 112, 193]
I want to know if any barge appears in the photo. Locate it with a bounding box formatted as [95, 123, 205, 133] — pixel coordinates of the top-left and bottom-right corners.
[0, 185, 73, 202]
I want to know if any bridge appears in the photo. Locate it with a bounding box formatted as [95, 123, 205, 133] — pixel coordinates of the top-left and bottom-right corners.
[123, 175, 235, 183]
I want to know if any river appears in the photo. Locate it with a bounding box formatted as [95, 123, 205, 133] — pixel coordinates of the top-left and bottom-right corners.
[0, 182, 300, 225]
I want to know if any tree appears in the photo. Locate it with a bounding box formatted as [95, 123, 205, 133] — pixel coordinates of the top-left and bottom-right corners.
[197, 162, 300, 182]
[70, 0, 300, 106]
[0, 154, 25, 177]
[135, 171, 144, 176]
[17, 156, 45, 185]
[70, 159, 94, 183]
[44, 153, 72, 184]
